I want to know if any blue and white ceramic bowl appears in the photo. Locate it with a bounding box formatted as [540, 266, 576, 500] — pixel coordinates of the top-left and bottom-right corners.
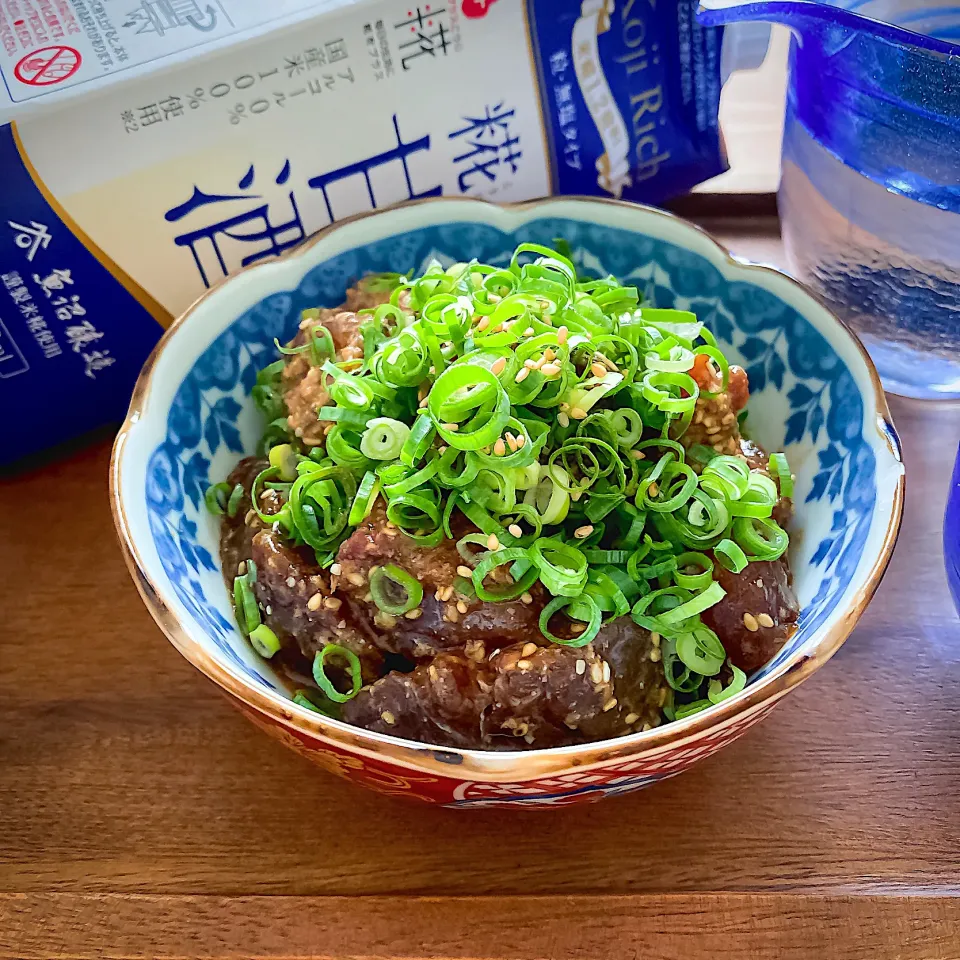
[111, 198, 904, 806]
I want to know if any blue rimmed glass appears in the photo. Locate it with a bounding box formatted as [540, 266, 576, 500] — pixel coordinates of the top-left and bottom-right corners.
[699, 1, 960, 399]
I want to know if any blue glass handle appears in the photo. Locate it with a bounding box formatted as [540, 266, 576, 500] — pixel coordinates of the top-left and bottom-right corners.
[946, 443, 960, 615]
[697, 0, 960, 210]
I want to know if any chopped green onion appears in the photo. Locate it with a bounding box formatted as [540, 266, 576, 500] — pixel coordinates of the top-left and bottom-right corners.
[249, 624, 281, 659]
[204, 481, 231, 516]
[360, 417, 411, 460]
[471, 547, 538, 601]
[675, 625, 726, 676]
[708, 663, 748, 703]
[539, 593, 602, 647]
[226, 483, 244, 519]
[657, 580, 726, 625]
[529, 537, 588, 597]
[715, 538, 748, 574]
[770, 452, 794, 499]
[312, 645, 362, 703]
[369, 564, 423, 615]
[733, 516, 789, 562]
[293, 688, 341, 718]
[674, 699, 714, 720]
[348, 470, 380, 526]
[233, 571, 260, 636]
[268, 443, 299, 481]
[673, 552, 714, 591]
[401, 415, 436, 466]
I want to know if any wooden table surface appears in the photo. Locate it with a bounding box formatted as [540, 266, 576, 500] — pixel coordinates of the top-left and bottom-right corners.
[3, 216, 960, 960]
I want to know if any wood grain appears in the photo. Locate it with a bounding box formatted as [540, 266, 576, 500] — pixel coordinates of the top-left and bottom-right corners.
[3, 893, 960, 960]
[2, 218, 959, 958]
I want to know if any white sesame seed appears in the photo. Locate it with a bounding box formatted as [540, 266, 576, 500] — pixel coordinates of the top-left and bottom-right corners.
[757, 613, 775, 628]
[557, 326, 568, 345]
[443, 422, 459, 432]
[490, 356, 505, 375]
[743, 612, 760, 632]
[456, 600, 469, 615]
[476, 316, 490, 332]
[557, 412, 570, 428]
[569, 407, 587, 420]
[590, 662, 603, 684]
[404, 607, 422, 619]
[381, 711, 396, 725]
[524, 327, 535, 337]
[487, 534, 500, 550]
[286, 576, 296, 588]
[494, 438, 507, 457]
[520, 592, 533, 605]
[457, 565, 473, 578]
[237, 561, 247, 576]
[323, 597, 342, 611]
[602, 661, 611, 683]
[516, 434, 526, 448]
[648, 482, 659, 497]
[603, 697, 618, 712]
[574, 524, 594, 539]
[347, 572, 365, 586]
[540, 363, 561, 377]
[590, 362, 607, 378]
[522, 642, 538, 658]
[650, 647, 662, 662]
[515, 367, 530, 383]
[576, 659, 586, 675]
[330, 562, 342, 576]
[630, 450, 645, 460]
[307, 593, 324, 612]
[624, 712, 640, 725]
[517, 659, 532, 670]
[508, 523, 523, 538]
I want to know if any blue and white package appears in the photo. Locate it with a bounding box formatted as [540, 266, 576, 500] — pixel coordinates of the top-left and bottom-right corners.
[0, 0, 767, 464]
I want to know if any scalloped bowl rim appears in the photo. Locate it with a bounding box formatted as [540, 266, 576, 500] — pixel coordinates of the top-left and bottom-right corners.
[110, 196, 904, 782]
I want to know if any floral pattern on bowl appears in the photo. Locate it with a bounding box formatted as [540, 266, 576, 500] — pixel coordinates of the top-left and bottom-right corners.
[111, 197, 904, 806]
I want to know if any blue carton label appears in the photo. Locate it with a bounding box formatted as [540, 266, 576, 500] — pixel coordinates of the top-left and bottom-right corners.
[0, 123, 165, 462]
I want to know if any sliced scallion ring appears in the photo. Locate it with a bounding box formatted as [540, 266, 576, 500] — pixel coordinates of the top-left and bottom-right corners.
[361, 417, 411, 460]
[369, 564, 424, 615]
[313, 645, 362, 703]
[249, 624, 281, 659]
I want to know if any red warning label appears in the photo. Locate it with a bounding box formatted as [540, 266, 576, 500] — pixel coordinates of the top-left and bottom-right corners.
[14, 45, 81, 86]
